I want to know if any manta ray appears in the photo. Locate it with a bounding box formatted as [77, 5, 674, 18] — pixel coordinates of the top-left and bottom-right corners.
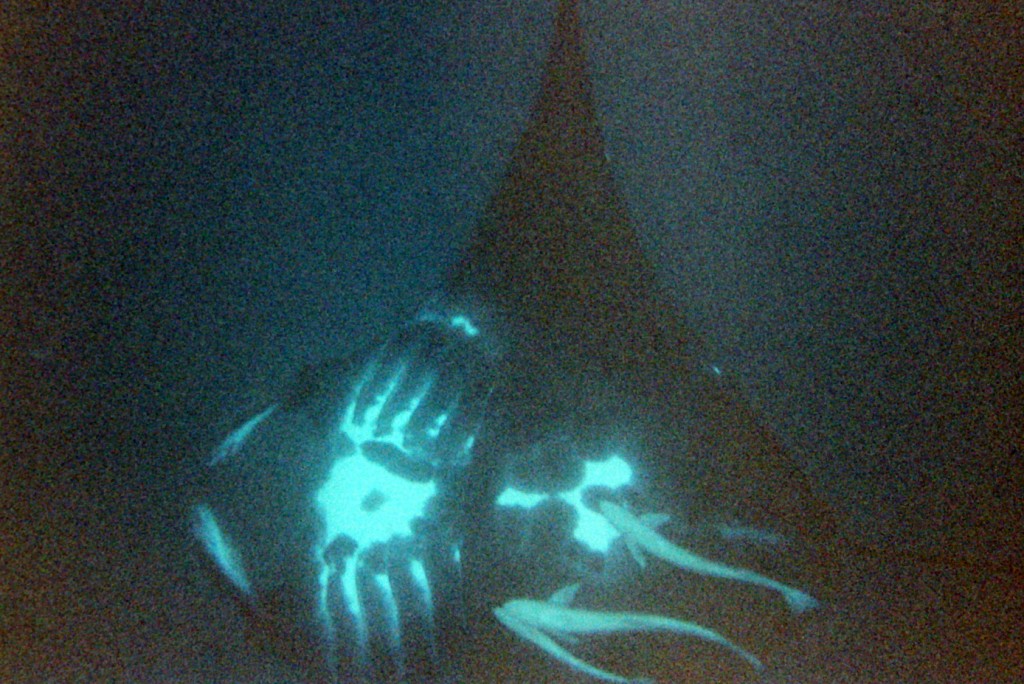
[192, 1, 836, 682]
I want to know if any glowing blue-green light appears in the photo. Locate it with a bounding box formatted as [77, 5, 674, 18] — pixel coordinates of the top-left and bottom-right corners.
[193, 504, 251, 594]
[496, 488, 548, 509]
[316, 381, 441, 636]
[449, 315, 479, 337]
[562, 455, 633, 552]
[316, 452, 437, 550]
[496, 453, 635, 553]
[209, 404, 277, 466]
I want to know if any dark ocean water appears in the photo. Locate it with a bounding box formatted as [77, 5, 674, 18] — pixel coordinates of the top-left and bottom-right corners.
[3, 1, 1019, 682]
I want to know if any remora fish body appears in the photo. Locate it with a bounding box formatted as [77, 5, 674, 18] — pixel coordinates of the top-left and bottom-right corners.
[600, 500, 819, 613]
[494, 584, 763, 683]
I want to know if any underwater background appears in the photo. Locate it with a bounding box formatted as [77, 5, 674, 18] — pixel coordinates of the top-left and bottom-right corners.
[3, 1, 1020, 682]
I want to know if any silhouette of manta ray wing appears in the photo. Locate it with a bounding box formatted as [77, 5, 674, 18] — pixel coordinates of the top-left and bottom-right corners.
[448, 2, 839, 680]
[447, 0, 836, 547]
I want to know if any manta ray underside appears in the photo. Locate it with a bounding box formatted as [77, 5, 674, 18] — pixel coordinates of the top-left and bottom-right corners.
[193, 2, 840, 682]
